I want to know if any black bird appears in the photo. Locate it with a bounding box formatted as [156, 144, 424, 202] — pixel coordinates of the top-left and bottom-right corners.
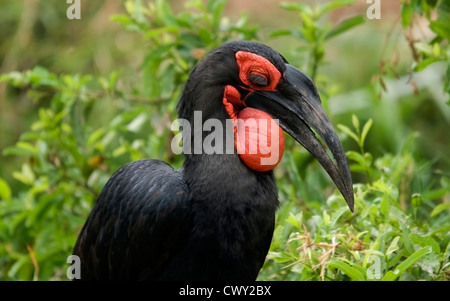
[73, 41, 354, 281]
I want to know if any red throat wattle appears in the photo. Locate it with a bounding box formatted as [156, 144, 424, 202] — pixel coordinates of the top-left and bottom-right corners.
[235, 107, 285, 172]
[222, 85, 285, 172]
[221, 51, 286, 172]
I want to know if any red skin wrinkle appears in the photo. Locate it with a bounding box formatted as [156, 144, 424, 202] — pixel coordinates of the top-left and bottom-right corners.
[235, 51, 281, 91]
[222, 85, 244, 121]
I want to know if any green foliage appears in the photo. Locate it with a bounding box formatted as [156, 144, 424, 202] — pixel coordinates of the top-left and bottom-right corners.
[401, 0, 449, 90]
[111, 0, 257, 103]
[260, 115, 450, 280]
[272, 0, 365, 82]
[0, 0, 449, 281]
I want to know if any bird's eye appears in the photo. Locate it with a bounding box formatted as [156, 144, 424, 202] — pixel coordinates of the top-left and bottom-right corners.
[235, 51, 280, 91]
[248, 73, 269, 87]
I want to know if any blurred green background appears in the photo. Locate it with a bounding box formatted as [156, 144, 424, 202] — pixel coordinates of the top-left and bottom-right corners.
[1, 0, 448, 183]
[0, 0, 449, 280]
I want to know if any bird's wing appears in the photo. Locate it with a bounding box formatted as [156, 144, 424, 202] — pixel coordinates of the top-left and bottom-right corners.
[73, 159, 191, 280]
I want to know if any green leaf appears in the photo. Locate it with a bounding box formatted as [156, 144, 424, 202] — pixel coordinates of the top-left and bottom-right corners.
[299, 11, 315, 30]
[144, 26, 179, 40]
[330, 206, 349, 228]
[409, 233, 440, 254]
[430, 203, 450, 217]
[269, 29, 296, 38]
[286, 212, 303, 231]
[112, 145, 127, 158]
[156, 0, 177, 26]
[400, 223, 415, 255]
[0, 71, 29, 87]
[318, 0, 356, 17]
[327, 260, 366, 281]
[29, 66, 59, 88]
[401, 4, 414, 28]
[323, 210, 331, 226]
[352, 114, 360, 133]
[423, 188, 448, 201]
[430, 224, 450, 236]
[380, 195, 390, 217]
[381, 246, 432, 281]
[325, 16, 365, 40]
[414, 42, 433, 55]
[0, 178, 12, 200]
[413, 57, 441, 72]
[429, 20, 450, 40]
[386, 236, 400, 256]
[429, 0, 450, 40]
[432, 42, 441, 57]
[280, 2, 311, 13]
[346, 151, 371, 170]
[7, 256, 30, 279]
[87, 127, 106, 147]
[29, 192, 56, 226]
[337, 124, 359, 144]
[269, 251, 293, 263]
[360, 119, 373, 148]
[3, 141, 38, 157]
[12, 163, 36, 185]
[425, 0, 438, 8]
[209, 0, 226, 29]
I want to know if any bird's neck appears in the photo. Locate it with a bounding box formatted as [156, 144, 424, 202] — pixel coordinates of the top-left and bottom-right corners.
[182, 152, 278, 210]
[179, 104, 280, 209]
[179, 153, 278, 280]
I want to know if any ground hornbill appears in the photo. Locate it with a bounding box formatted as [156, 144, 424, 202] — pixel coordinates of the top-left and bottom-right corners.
[73, 41, 354, 280]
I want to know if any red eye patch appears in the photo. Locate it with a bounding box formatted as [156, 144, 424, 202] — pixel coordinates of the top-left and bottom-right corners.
[235, 51, 281, 91]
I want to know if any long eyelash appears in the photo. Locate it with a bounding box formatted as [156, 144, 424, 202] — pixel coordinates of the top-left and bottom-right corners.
[249, 73, 268, 86]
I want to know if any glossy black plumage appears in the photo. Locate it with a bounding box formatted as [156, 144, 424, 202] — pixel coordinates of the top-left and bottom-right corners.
[74, 156, 278, 280]
[73, 160, 191, 280]
[73, 41, 353, 280]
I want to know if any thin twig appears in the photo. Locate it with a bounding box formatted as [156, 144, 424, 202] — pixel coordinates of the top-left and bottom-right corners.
[26, 244, 39, 281]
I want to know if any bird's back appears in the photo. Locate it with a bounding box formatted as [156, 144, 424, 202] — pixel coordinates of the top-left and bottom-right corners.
[73, 159, 191, 280]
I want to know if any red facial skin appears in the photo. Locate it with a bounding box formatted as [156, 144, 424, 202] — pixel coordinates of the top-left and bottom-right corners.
[235, 51, 281, 91]
[222, 51, 285, 172]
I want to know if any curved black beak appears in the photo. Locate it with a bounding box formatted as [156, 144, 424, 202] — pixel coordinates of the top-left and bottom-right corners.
[245, 64, 354, 211]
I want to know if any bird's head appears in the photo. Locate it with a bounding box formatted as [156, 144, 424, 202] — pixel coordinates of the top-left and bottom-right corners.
[177, 41, 354, 211]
